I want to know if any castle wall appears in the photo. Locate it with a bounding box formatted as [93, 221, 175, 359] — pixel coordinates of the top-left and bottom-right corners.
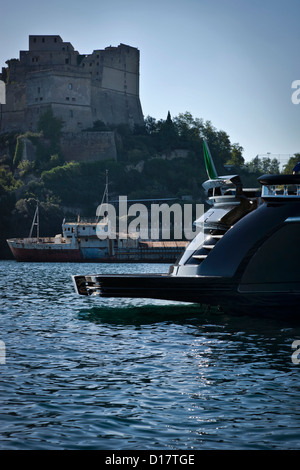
[25, 70, 93, 131]
[17, 131, 117, 164]
[0, 36, 144, 139]
[0, 82, 26, 132]
[28, 35, 74, 53]
[91, 85, 143, 127]
[60, 131, 117, 162]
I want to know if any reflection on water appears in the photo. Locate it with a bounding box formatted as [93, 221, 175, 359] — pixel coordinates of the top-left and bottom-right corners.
[1, 260, 300, 450]
[77, 303, 221, 326]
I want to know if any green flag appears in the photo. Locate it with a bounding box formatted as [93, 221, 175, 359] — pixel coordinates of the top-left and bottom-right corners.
[203, 139, 218, 180]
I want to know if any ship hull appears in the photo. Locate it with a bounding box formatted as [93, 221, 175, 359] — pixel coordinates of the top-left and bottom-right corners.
[9, 249, 184, 263]
[8, 242, 82, 262]
[7, 239, 186, 263]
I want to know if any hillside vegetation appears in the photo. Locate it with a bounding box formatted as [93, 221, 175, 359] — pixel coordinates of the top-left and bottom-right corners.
[0, 110, 290, 258]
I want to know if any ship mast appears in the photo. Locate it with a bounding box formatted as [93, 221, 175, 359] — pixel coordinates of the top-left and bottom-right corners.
[104, 169, 109, 206]
[29, 201, 39, 240]
[96, 170, 109, 223]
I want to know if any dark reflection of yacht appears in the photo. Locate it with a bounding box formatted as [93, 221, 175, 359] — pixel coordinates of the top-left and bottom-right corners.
[73, 143, 300, 320]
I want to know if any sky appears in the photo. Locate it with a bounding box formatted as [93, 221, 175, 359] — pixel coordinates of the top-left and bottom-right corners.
[1, 0, 300, 164]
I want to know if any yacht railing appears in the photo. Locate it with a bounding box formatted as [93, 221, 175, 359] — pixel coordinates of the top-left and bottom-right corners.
[262, 183, 300, 197]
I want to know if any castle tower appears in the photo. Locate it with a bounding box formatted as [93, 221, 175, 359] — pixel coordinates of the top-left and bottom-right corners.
[0, 36, 144, 134]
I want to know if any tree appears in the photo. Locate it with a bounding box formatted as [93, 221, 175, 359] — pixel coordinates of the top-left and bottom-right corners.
[158, 111, 179, 151]
[144, 115, 158, 134]
[37, 108, 63, 149]
[34, 109, 64, 169]
[173, 112, 204, 143]
[264, 157, 280, 174]
[283, 154, 300, 174]
[245, 156, 280, 174]
[226, 144, 244, 166]
[13, 136, 24, 166]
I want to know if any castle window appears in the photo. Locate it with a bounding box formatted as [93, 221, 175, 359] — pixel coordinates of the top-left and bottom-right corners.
[66, 97, 70, 101]
[42, 38, 45, 43]
[54, 38, 57, 43]
[33, 38, 37, 43]
[65, 58, 69, 64]
[69, 110, 73, 118]
[37, 87, 40, 93]
[68, 83, 72, 90]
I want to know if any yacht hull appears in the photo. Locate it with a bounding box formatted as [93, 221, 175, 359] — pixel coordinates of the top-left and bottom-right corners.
[72, 273, 300, 320]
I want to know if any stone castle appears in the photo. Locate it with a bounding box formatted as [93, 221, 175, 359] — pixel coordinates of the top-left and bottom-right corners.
[0, 35, 144, 161]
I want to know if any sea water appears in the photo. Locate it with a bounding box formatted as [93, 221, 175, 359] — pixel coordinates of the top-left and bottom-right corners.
[0, 260, 300, 450]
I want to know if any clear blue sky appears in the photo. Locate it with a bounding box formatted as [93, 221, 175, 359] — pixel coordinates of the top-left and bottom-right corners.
[1, 0, 300, 163]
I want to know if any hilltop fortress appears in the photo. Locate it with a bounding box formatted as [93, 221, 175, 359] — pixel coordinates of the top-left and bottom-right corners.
[0, 35, 144, 161]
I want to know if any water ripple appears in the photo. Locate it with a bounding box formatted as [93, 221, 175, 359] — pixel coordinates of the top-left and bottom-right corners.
[1, 261, 300, 449]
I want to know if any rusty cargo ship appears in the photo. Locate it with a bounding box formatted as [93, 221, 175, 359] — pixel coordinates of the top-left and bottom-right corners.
[7, 214, 188, 263]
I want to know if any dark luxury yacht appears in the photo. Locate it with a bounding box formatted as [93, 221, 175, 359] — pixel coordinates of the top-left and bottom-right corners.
[73, 143, 300, 320]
